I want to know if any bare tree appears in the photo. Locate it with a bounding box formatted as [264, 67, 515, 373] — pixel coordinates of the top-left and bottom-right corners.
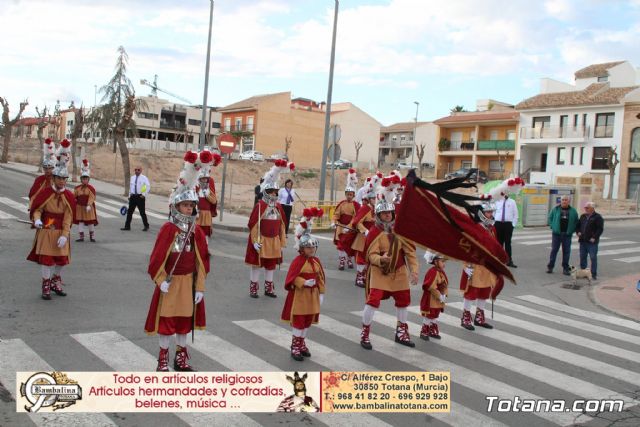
[416, 144, 426, 178]
[495, 146, 506, 180]
[284, 135, 292, 156]
[354, 139, 363, 164]
[114, 95, 136, 195]
[606, 146, 620, 199]
[71, 106, 85, 181]
[35, 106, 51, 172]
[0, 97, 28, 163]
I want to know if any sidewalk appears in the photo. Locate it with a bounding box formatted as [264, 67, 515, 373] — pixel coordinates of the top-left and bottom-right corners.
[1, 161, 250, 232]
[591, 273, 640, 322]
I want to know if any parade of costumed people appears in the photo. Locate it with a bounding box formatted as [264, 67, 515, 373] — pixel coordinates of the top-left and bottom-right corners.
[195, 148, 222, 238]
[343, 173, 381, 288]
[332, 168, 360, 271]
[28, 138, 57, 211]
[420, 251, 449, 340]
[73, 159, 99, 242]
[244, 159, 293, 298]
[144, 150, 210, 372]
[360, 176, 419, 350]
[281, 206, 325, 361]
[27, 138, 76, 300]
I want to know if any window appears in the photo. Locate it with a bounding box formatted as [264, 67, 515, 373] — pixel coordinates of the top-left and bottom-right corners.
[188, 119, 202, 126]
[489, 130, 498, 140]
[461, 160, 472, 169]
[392, 135, 397, 141]
[597, 76, 608, 82]
[489, 160, 503, 172]
[557, 147, 566, 165]
[570, 147, 575, 165]
[595, 113, 614, 138]
[138, 112, 158, 120]
[583, 114, 587, 126]
[573, 114, 579, 127]
[560, 115, 568, 137]
[532, 116, 550, 127]
[400, 135, 406, 141]
[579, 147, 585, 165]
[247, 116, 254, 131]
[507, 130, 516, 140]
[235, 118, 242, 130]
[224, 118, 231, 131]
[211, 122, 221, 129]
[630, 128, 640, 162]
[591, 147, 610, 170]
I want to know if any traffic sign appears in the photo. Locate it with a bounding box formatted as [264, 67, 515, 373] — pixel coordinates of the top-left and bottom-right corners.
[218, 134, 236, 154]
[328, 124, 341, 144]
[327, 143, 341, 162]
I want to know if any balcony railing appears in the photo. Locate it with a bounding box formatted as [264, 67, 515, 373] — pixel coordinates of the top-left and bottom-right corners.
[593, 125, 614, 138]
[520, 125, 589, 139]
[159, 120, 186, 130]
[446, 140, 476, 151]
[477, 140, 516, 151]
[222, 124, 254, 133]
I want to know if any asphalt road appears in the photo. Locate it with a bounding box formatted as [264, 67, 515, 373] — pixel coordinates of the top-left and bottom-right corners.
[1, 166, 639, 427]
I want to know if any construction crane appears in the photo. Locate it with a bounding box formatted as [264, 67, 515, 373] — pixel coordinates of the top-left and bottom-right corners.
[140, 75, 193, 105]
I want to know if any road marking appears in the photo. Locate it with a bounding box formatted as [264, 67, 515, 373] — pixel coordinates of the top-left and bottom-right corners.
[0, 196, 28, 213]
[614, 255, 640, 263]
[409, 306, 640, 388]
[0, 338, 117, 426]
[596, 247, 640, 256]
[567, 240, 635, 250]
[517, 295, 640, 331]
[371, 311, 637, 408]
[99, 198, 167, 219]
[71, 331, 260, 427]
[0, 209, 17, 219]
[317, 316, 585, 426]
[234, 320, 500, 427]
[483, 300, 640, 346]
[21, 195, 116, 219]
[518, 236, 610, 246]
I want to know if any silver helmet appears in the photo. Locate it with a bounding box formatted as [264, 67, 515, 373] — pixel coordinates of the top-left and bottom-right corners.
[478, 202, 496, 227]
[298, 232, 319, 249]
[169, 150, 201, 227]
[42, 139, 56, 169]
[344, 186, 356, 193]
[52, 139, 71, 179]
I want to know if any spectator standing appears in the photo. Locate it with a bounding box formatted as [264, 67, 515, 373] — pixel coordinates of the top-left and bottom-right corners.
[121, 166, 151, 231]
[494, 194, 519, 268]
[254, 178, 264, 206]
[576, 201, 604, 280]
[547, 195, 579, 275]
[278, 179, 296, 233]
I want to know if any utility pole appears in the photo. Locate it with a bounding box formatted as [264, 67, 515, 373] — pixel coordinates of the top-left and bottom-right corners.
[198, 0, 214, 150]
[318, 0, 339, 201]
[410, 101, 419, 168]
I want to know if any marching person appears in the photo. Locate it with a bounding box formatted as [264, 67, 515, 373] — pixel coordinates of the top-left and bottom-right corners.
[420, 252, 448, 340]
[577, 201, 604, 280]
[360, 181, 418, 350]
[344, 183, 377, 288]
[73, 159, 98, 242]
[144, 151, 209, 372]
[493, 179, 521, 268]
[195, 149, 221, 238]
[28, 138, 57, 210]
[245, 160, 292, 298]
[278, 179, 296, 234]
[332, 168, 360, 270]
[281, 209, 325, 361]
[121, 165, 151, 231]
[547, 195, 579, 276]
[27, 140, 75, 300]
[460, 203, 504, 330]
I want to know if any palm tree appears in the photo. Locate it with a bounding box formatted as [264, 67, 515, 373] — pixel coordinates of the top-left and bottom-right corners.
[450, 105, 467, 113]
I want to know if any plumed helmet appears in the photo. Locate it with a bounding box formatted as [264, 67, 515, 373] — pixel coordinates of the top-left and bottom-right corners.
[294, 207, 324, 251]
[424, 250, 446, 265]
[52, 139, 71, 178]
[80, 158, 91, 178]
[42, 138, 56, 169]
[261, 159, 295, 192]
[169, 150, 202, 207]
[345, 168, 358, 193]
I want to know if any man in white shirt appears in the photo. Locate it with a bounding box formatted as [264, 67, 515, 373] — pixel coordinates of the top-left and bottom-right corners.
[494, 194, 518, 268]
[277, 179, 296, 233]
[121, 166, 151, 231]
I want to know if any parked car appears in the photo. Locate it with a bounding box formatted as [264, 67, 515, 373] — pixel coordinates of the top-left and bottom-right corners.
[326, 159, 352, 169]
[444, 167, 488, 183]
[239, 150, 264, 161]
[396, 162, 414, 170]
[267, 153, 289, 162]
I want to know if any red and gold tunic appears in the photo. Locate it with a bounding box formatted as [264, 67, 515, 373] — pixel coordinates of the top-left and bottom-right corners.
[144, 222, 209, 335]
[281, 255, 326, 325]
[345, 204, 376, 264]
[196, 179, 217, 237]
[364, 225, 418, 293]
[28, 174, 52, 209]
[333, 199, 360, 253]
[420, 266, 449, 316]
[459, 225, 505, 300]
[73, 184, 98, 225]
[27, 187, 76, 265]
[244, 200, 287, 268]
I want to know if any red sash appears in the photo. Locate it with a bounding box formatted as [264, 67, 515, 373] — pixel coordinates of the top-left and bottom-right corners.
[42, 212, 64, 229]
[198, 197, 212, 211]
[339, 213, 353, 225]
[76, 195, 89, 206]
[363, 220, 375, 229]
[165, 250, 196, 275]
[261, 218, 280, 237]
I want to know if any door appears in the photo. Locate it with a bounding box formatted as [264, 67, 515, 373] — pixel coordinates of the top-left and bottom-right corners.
[540, 153, 547, 172]
[628, 168, 640, 199]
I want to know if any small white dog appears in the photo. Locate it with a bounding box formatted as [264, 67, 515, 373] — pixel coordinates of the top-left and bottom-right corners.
[569, 266, 592, 287]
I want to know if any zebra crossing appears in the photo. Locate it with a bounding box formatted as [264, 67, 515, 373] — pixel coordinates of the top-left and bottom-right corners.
[511, 229, 640, 263]
[1, 295, 638, 426]
[0, 195, 169, 223]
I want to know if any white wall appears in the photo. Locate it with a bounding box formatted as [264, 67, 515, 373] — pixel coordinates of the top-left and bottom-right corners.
[607, 62, 638, 87]
[414, 123, 437, 165]
[331, 105, 381, 168]
[540, 78, 576, 94]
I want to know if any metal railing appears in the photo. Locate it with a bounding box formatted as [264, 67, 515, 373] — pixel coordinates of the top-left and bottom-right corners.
[520, 125, 589, 139]
[447, 140, 476, 151]
[477, 140, 516, 151]
[593, 125, 614, 138]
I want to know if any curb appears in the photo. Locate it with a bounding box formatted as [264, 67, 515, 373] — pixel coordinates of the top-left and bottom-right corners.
[587, 281, 640, 323]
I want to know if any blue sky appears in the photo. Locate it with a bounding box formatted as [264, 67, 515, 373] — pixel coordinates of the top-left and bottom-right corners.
[1, 0, 639, 125]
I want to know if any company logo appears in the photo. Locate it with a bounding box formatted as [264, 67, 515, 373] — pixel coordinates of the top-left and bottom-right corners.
[20, 371, 82, 412]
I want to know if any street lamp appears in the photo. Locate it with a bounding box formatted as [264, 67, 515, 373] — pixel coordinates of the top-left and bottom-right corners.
[410, 101, 419, 169]
[198, 0, 215, 150]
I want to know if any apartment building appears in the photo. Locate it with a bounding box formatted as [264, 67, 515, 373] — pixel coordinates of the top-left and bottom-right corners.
[378, 122, 437, 168]
[434, 100, 519, 179]
[516, 61, 640, 199]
